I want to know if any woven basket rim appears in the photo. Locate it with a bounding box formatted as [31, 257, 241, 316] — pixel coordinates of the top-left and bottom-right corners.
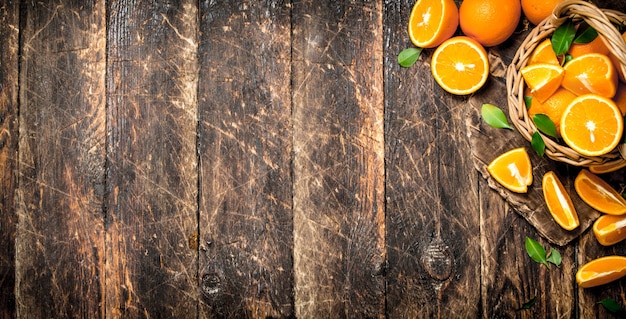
[506, 0, 626, 167]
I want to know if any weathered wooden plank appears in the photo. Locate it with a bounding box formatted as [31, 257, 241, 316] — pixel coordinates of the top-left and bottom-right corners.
[292, 1, 386, 317]
[15, 1, 106, 317]
[105, 1, 199, 317]
[384, 0, 481, 317]
[0, 2, 19, 318]
[197, 1, 294, 317]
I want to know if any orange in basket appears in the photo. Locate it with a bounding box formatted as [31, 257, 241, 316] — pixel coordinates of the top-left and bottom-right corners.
[568, 35, 610, 59]
[527, 87, 576, 135]
[574, 169, 626, 215]
[487, 147, 533, 193]
[527, 39, 560, 65]
[408, 0, 459, 48]
[562, 53, 618, 98]
[542, 171, 579, 230]
[521, 63, 564, 103]
[593, 214, 626, 246]
[576, 255, 626, 288]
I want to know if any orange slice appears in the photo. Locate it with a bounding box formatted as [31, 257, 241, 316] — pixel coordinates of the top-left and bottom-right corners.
[593, 214, 626, 246]
[408, 0, 459, 48]
[576, 255, 626, 288]
[542, 171, 579, 230]
[562, 53, 618, 98]
[431, 36, 489, 95]
[528, 39, 560, 65]
[521, 63, 564, 103]
[487, 147, 533, 193]
[560, 94, 623, 157]
[574, 169, 626, 215]
[527, 87, 576, 135]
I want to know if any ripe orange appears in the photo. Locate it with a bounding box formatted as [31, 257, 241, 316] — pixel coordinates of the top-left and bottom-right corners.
[542, 171, 579, 230]
[593, 214, 626, 246]
[521, 0, 565, 25]
[562, 53, 618, 98]
[459, 0, 521, 47]
[521, 63, 564, 103]
[560, 94, 623, 157]
[568, 35, 610, 59]
[408, 0, 459, 48]
[574, 169, 626, 215]
[431, 36, 489, 95]
[487, 147, 533, 193]
[576, 255, 626, 288]
[527, 87, 576, 134]
[527, 39, 560, 65]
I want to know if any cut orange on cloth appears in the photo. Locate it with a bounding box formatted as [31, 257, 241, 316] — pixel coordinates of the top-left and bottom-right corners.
[527, 87, 576, 135]
[560, 94, 623, 157]
[431, 36, 489, 95]
[487, 148, 533, 193]
[527, 39, 560, 65]
[408, 0, 459, 48]
[542, 171, 579, 230]
[574, 169, 626, 215]
[576, 255, 626, 288]
[521, 63, 564, 103]
[562, 53, 618, 98]
[593, 214, 626, 246]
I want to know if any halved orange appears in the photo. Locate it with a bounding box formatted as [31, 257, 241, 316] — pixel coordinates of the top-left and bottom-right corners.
[576, 255, 626, 288]
[487, 147, 533, 193]
[542, 171, 579, 230]
[562, 53, 618, 98]
[560, 94, 623, 157]
[408, 0, 459, 48]
[593, 214, 626, 246]
[521, 63, 564, 103]
[528, 39, 560, 65]
[431, 36, 489, 95]
[574, 169, 626, 215]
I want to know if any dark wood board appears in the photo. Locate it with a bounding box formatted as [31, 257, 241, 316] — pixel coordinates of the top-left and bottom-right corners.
[15, 1, 106, 317]
[292, 1, 386, 317]
[197, 1, 294, 317]
[105, 1, 199, 317]
[0, 1, 19, 318]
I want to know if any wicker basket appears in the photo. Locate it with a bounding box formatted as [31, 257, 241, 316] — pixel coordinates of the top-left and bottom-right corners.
[506, 0, 626, 167]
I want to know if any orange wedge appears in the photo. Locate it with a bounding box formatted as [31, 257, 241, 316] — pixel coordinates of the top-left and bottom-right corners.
[576, 255, 626, 288]
[589, 161, 626, 174]
[560, 94, 623, 157]
[528, 39, 560, 65]
[408, 0, 459, 48]
[521, 63, 564, 103]
[487, 147, 533, 193]
[542, 171, 579, 230]
[431, 36, 489, 95]
[574, 169, 626, 215]
[593, 214, 626, 246]
[562, 53, 618, 98]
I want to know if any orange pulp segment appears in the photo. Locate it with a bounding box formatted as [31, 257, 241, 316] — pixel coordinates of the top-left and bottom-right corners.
[521, 63, 564, 103]
[542, 171, 579, 230]
[593, 214, 626, 246]
[487, 147, 533, 193]
[576, 255, 626, 288]
[431, 36, 489, 95]
[560, 94, 623, 157]
[408, 0, 459, 48]
[574, 169, 626, 215]
[528, 39, 560, 65]
[562, 53, 618, 98]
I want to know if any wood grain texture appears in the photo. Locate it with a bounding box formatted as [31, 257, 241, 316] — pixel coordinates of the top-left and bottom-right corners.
[197, 1, 294, 317]
[0, 1, 19, 318]
[15, 1, 106, 317]
[105, 1, 199, 317]
[292, 1, 386, 317]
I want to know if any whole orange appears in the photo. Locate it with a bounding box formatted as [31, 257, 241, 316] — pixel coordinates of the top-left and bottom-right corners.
[521, 0, 565, 25]
[459, 0, 521, 47]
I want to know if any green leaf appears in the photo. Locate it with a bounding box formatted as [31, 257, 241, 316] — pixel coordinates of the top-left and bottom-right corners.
[524, 96, 533, 110]
[598, 298, 625, 314]
[547, 248, 562, 266]
[520, 296, 537, 310]
[574, 22, 598, 44]
[533, 114, 558, 138]
[525, 237, 549, 268]
[531, 131, 546, 157]
[481, 104, 513, 130]
[552, 19, 576, 55]
[398, 47, 422, 68]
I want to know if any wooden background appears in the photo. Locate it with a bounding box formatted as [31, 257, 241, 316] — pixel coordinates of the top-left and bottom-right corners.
[1, 0, 625, 318]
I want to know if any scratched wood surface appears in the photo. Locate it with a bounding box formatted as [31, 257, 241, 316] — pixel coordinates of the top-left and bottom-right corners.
[1, 0, 626, 318]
